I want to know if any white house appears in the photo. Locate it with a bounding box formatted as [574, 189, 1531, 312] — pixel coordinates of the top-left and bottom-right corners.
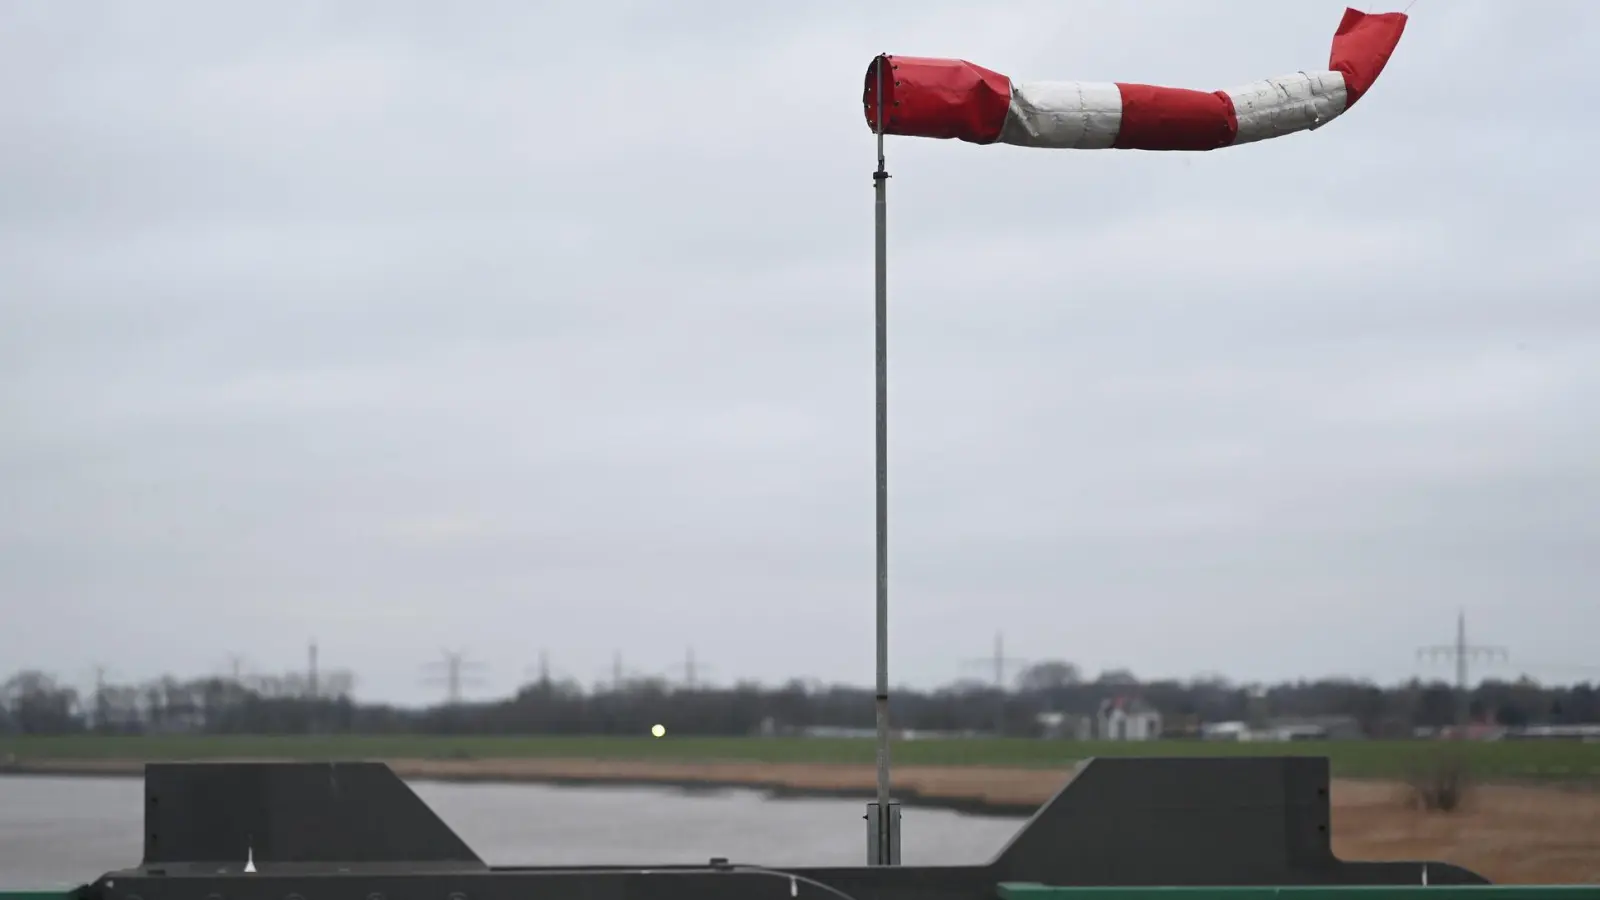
[1097, 696, 1163, 741]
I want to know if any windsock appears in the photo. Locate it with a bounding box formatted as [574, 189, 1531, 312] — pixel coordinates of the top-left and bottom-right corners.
[862, 8, 1406, 151]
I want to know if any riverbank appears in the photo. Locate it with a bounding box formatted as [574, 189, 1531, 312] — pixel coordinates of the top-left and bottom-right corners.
[0, 756, 1063, 816]
[4, 732, 1599, 817]
[5, 756, 1600, 883]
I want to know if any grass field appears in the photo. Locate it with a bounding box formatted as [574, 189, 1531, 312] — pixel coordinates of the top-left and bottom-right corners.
[4, 734, 1599, 780]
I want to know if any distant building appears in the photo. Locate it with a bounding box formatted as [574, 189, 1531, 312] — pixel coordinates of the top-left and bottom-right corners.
[1507, 724, 1600, 741]
[1200, 720, 1249, 741]
[1419, 723, 1507, 741]
[1035, 711, 1093, 740]
[1097, 696, 1162, 741]
[1260, 715, 1367, 741]
[1200, 716, 1366, 742]
[798, 725, 878, 739]
[780, 723, 977, 741]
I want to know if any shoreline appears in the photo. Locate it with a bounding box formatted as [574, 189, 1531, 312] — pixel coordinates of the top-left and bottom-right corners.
[0, 757, 1066, 817]
[6, 756, 1598, 819]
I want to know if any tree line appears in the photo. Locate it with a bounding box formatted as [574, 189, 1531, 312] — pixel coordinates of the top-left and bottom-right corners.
[2, 663, 1596, 737]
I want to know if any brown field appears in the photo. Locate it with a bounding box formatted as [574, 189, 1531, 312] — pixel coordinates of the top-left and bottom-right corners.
[1327, 779, 1600, 885]
[9, 757, 1600, 884]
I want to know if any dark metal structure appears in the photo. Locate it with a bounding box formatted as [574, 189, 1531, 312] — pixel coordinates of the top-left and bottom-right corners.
[65, 756, 1488, 900]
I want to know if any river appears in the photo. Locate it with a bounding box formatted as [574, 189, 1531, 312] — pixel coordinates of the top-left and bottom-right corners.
[0, 776, 1026, 890]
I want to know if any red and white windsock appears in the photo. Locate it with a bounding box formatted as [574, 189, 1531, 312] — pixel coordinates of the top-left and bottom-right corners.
[862, 8, 1406, 151]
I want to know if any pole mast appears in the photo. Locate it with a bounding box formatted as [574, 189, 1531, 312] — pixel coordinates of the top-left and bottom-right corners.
[867, 52, 901, 867]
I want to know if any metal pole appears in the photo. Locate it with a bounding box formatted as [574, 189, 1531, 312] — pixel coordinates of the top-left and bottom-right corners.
[1455, 611, 1468, 727]
[867, 52, 900, 867]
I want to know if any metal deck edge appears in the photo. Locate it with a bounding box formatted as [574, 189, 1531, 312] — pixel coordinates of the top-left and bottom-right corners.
[997, 885, 1600, 900]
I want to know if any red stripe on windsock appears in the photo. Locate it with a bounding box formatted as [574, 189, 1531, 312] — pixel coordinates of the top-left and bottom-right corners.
[1330, 8, 1408, 106]
[861, 55, 1012, 144]
[1111, 85, 1239, 151]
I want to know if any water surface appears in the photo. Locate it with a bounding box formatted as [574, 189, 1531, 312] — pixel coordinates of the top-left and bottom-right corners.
[0, 776, 1025, 889]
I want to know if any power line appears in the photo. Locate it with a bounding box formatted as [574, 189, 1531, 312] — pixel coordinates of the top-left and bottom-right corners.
[1417, 610, 1507, 725]
[665, 646, 715, 690]
[961, 631, 1029, 734]
[962, 631, 1029, 692]
[523, 649, 574, 691]
[307, 641, 319, 699]
[88, 664, 111, 731]
[598, 650, 644, 692]
[422, 649, 486, 706]
[220, 654, 249, 683]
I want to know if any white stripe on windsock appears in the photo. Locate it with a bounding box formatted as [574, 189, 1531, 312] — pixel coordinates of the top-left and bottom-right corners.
[999, 81, 1123, 150]
[1224, 71, 1350, 145]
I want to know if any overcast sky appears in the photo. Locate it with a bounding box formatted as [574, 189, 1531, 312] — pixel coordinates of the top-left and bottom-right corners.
[2, 1, 1596, 706]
